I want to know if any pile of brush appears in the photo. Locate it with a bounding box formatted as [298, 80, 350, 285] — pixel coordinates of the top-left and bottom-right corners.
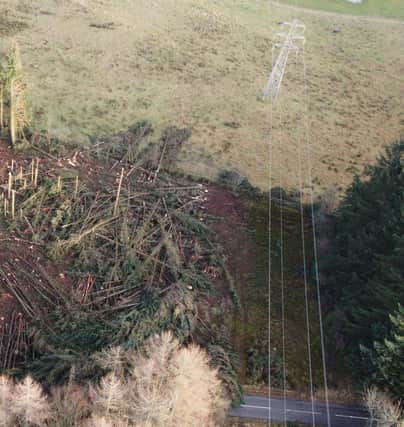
[0, 121, 242, 402]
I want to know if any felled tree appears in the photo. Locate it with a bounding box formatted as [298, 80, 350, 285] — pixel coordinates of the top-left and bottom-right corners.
[2, 123, 241, 404]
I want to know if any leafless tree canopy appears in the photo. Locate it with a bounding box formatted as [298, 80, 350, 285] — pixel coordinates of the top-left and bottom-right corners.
[0, 332, 230, 427]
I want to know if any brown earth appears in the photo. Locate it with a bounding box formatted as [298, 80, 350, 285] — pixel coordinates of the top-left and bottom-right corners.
[204, 185, 262, 383]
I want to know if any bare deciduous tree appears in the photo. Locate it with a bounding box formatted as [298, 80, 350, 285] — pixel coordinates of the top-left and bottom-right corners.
[364, 386, 404, 427]
[0, 333, 229, 427]
[93, 331, 230, 427]
[0, 376, 14, 427]
[12, 376, 51, 427]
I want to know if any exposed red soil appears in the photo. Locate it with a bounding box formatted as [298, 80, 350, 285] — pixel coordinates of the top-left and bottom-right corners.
[204, 185, 257, 382]
[0, 143, 29, 181]
[204, 186, 246, 226]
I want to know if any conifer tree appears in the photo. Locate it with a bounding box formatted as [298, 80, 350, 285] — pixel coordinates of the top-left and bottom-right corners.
[362, 305, 404, 397]
[326, 139, 404, 396]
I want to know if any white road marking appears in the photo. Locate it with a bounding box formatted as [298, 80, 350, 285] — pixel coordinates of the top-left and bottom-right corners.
[287, 409, 321, 415]
[241, 404, 270, 410]
[240, 403, 370, 421]
[336, 414, 369, 420]
[240, 405, 321, 415]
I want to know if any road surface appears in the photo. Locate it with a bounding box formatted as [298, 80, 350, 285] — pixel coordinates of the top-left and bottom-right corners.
[229, 395, 371, 426]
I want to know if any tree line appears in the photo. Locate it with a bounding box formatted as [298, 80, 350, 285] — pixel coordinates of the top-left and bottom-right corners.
[325, 139, 404, 398]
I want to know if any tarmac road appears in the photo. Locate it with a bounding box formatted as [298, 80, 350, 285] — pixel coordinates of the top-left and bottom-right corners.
[229, 395, 371, 426]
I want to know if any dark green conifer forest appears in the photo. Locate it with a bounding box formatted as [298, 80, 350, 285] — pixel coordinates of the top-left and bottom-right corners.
[326, 139, 404, 397]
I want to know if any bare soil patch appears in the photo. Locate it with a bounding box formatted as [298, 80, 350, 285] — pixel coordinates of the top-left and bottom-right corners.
[204, 186, 266, 383]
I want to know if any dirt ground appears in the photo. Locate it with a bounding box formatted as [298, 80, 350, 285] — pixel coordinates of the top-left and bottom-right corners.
[0, 145, 27, 181]
[204, 185, 254, 380]
[0, 0, 403, 196]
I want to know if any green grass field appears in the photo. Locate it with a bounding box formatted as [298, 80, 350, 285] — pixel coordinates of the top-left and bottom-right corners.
[276, 0, 404, 20]
[1, 0, 403, 196]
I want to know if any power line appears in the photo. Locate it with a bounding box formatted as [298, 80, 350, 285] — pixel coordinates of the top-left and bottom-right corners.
[266, 14, 303, 427]
[265, 14, 332, 427]
[295, 50, 316, 427]
[278, 101, 288, 427]
[301, 46, 332, 427]
[268, 42, 274, 426]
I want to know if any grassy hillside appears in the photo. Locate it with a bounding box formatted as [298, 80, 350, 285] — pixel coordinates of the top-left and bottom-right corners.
[0, 0, 403, 196]
[275, 0, 404, 20]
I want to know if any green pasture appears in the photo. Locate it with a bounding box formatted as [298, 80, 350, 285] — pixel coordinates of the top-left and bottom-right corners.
[276, 0, 404, 20]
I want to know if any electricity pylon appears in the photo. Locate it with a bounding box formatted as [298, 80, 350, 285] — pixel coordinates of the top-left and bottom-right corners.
[262, 19, 305, 102]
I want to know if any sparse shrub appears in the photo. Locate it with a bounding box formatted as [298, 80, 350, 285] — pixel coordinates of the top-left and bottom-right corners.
[246, 340, 287, 389]
[217, 170, 245, 189]
[217, 170, 261, 197]
[246, 339, 269, 385]
[318, 185, 338, 214]
[207, 338, 242, 406]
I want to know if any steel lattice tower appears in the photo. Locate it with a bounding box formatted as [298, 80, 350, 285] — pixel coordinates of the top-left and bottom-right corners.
[263, 19, 305, 102]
